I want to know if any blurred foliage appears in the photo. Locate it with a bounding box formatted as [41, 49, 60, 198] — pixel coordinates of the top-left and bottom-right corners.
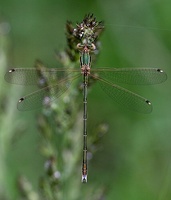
[0, 0, 171, 200]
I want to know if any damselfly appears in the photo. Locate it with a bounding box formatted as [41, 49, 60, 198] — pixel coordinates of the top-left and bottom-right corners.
[4, 14, 167, 183]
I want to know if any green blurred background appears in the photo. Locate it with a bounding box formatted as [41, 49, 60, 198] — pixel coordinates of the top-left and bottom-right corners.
[0, 0, 171, 199]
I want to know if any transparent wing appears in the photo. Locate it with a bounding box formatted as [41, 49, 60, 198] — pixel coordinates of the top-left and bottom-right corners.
[91, 68, 167, 85]
[91, 75, 152, 113]
[17, 74, 80, 111]
[4, 68, 80, 85]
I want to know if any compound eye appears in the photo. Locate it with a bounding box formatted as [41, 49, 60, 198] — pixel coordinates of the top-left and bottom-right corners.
[90, 43, 96, 50]
[77, 43, 83, 50]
